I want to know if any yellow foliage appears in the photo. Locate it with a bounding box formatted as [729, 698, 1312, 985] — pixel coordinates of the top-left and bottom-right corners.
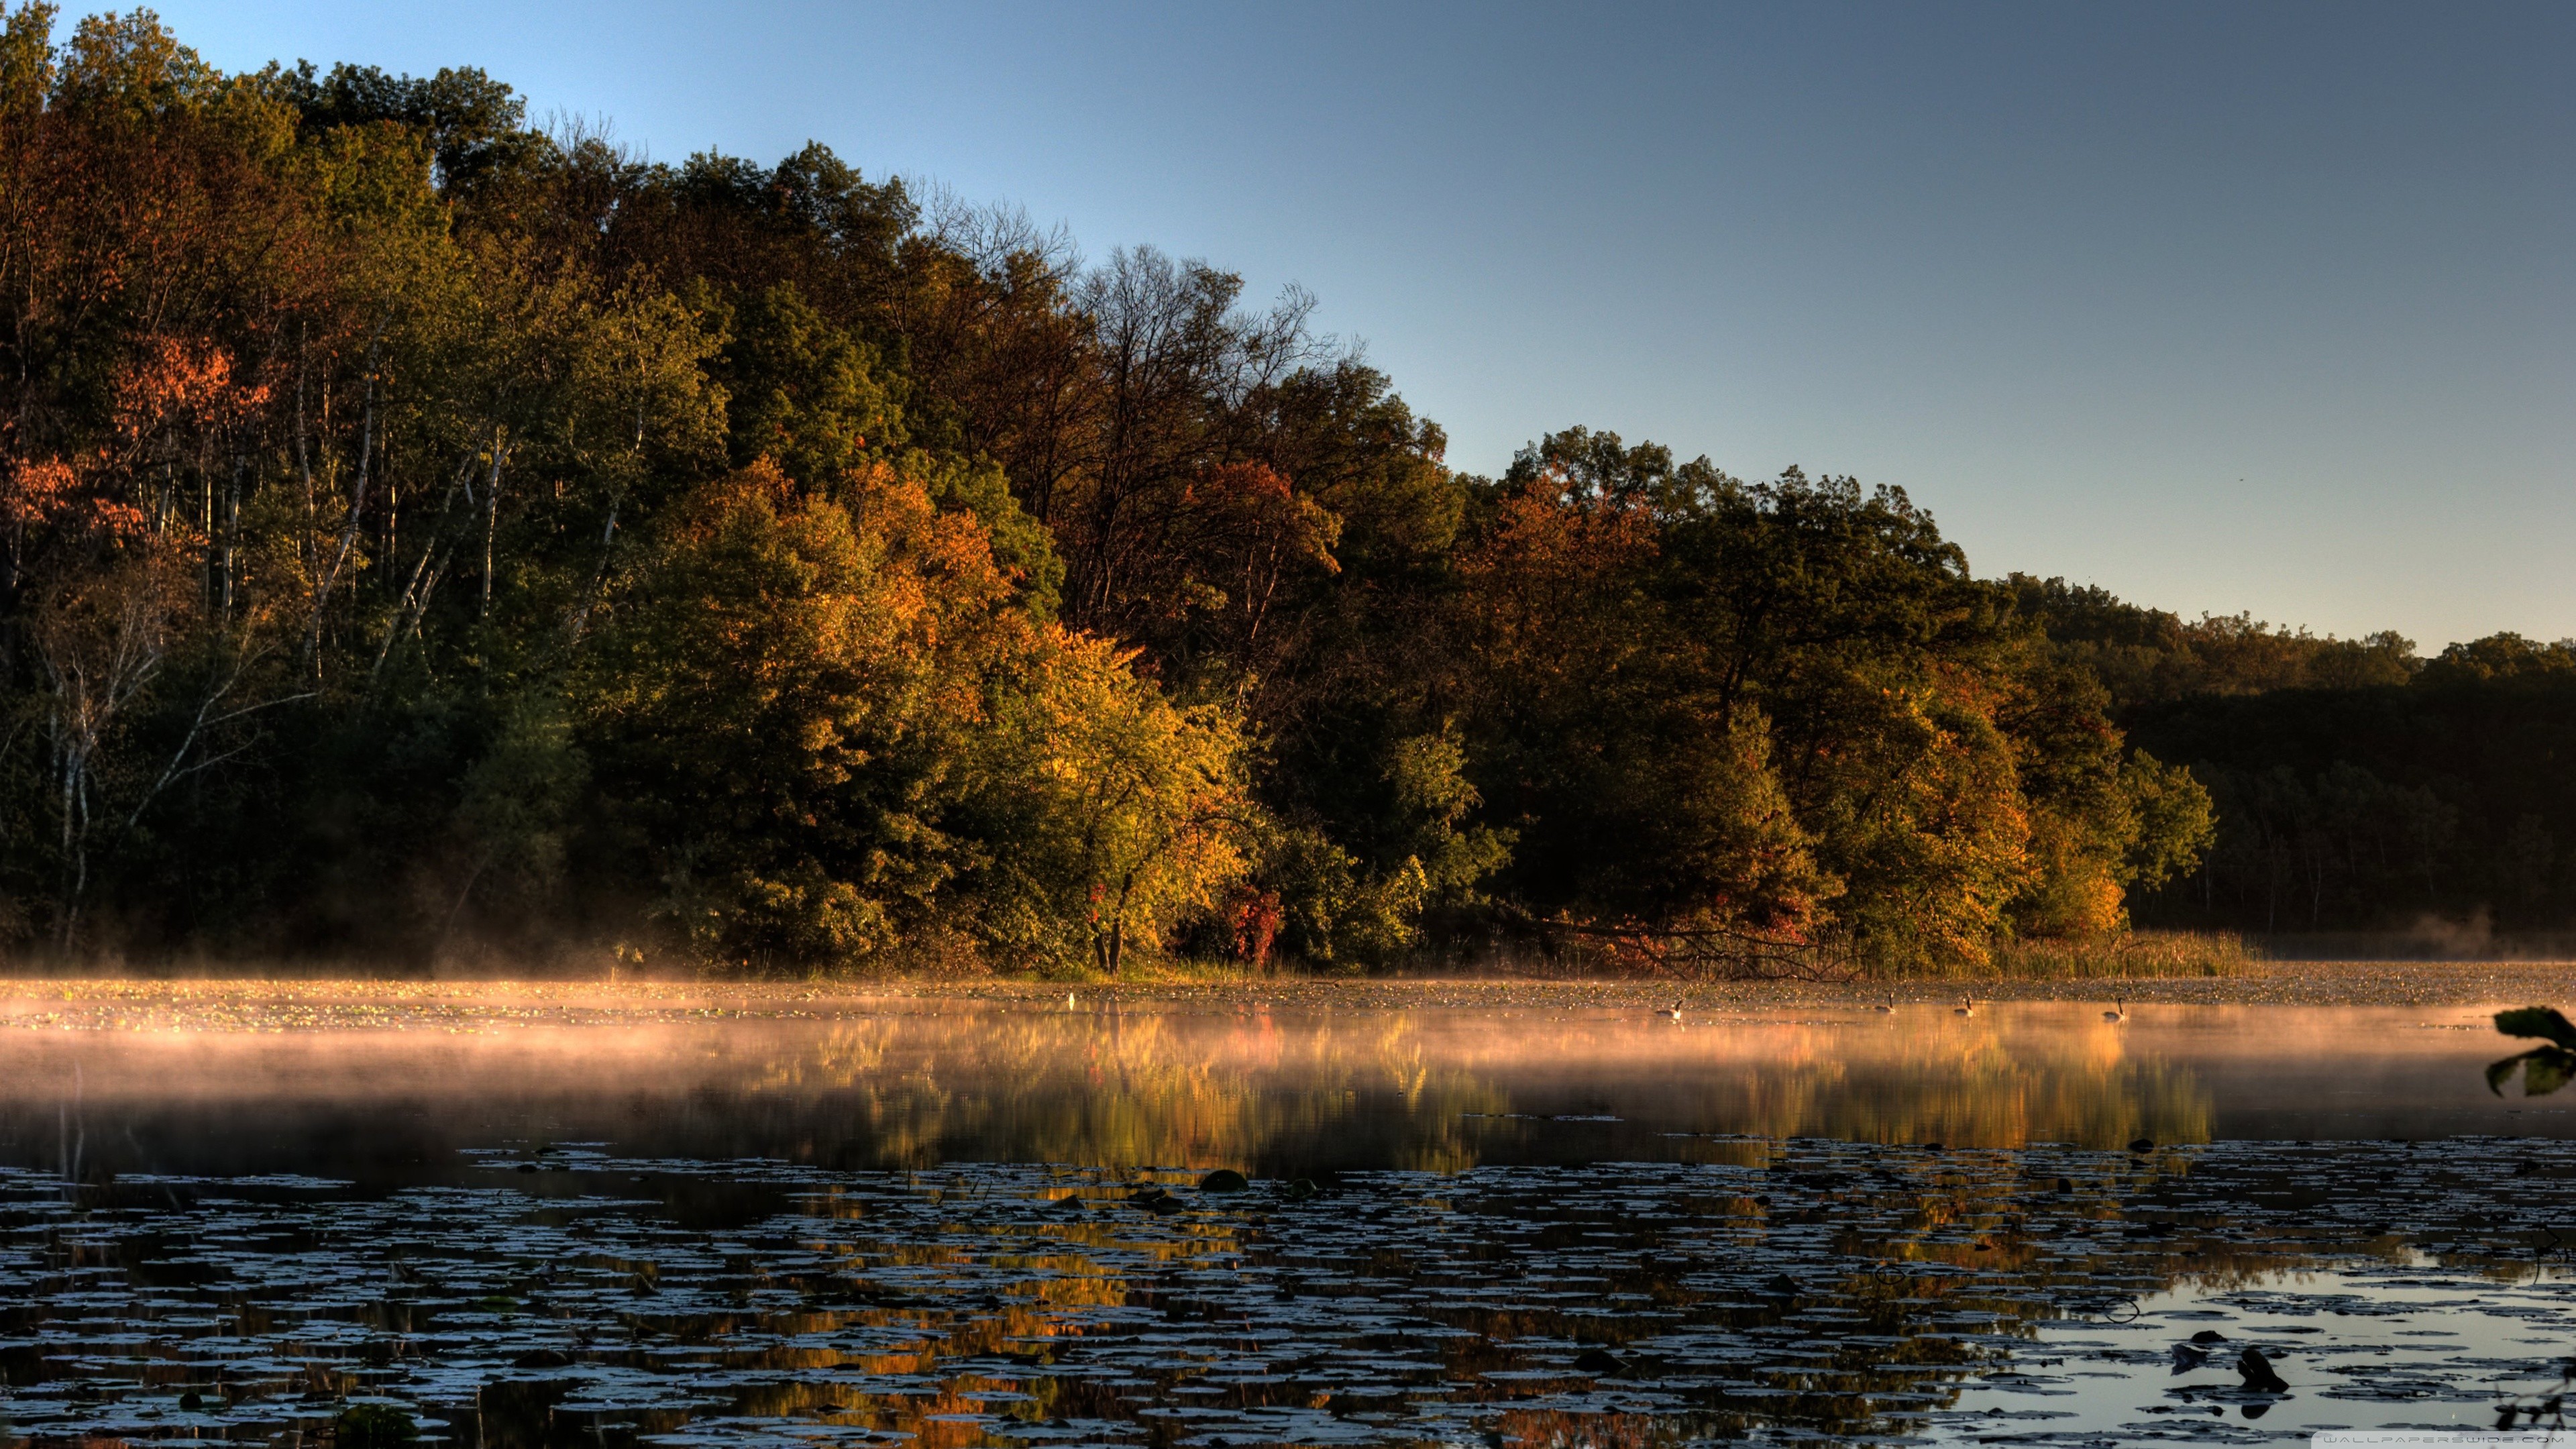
[970, 630, 1254, 975]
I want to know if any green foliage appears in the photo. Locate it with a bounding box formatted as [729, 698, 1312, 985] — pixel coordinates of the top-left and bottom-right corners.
[333, 1404, 419, 1448]
[2011, 566, 2576, 941]
[2121, 674, 2576, 934]
[447, 694, 586, 926]
[1265, 826, 1423, 971]
[1379, 729, 1513, 902]
[1810, 677, 2032, 969]
[710, 280, 906, 484]
[0, 3, 55, 112]
[1447, 434, 2208, 973]
[54, 9, 219, 116]
[2121, 751, 2216, 891]
[273, 60, 531, 190]
[2007, 574, 2416, 710]
[916, 453, 1061, 618]
[2419, 632, 2576, 686]
[576, 462, 1016, 971]
[0, 5, 2255, 976]
[1257, 726, 1514, 968]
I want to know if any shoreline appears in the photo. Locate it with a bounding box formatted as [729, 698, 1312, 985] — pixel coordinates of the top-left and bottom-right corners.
[0, 961, 2572, 1017]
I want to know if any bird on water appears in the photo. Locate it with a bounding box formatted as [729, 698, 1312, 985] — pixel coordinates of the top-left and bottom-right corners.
[1953, 997, 1976, 1017]
[2102, 999, 2128, 1023]
[1656, 1001, 1683, 1021]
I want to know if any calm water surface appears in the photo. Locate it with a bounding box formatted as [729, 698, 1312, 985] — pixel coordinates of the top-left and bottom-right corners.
[0, 994, 2569, 1446]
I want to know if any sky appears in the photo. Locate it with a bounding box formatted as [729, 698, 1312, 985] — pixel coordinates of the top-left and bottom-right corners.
[67, 1, 2576, 649]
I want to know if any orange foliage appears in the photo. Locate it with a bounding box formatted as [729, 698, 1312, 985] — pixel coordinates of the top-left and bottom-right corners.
[113, 335, 268, 447]
[1, 457, 77, 527]
[1455, 484, 1658, 680]
[1, 455, 150, 542]
[1227, 885, 1283, 965]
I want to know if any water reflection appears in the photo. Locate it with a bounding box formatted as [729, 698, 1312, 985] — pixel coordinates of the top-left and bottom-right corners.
[3, 1139, 2570, 1446]
[0, 1000, 2542, 1185]
[0, 994, 2570, 1446]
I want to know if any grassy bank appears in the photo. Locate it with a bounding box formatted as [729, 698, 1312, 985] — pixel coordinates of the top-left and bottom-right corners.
[1955, 930, 2262, 981]
[3, 962, 2572, 1018]
[0, 930, 2465, 989]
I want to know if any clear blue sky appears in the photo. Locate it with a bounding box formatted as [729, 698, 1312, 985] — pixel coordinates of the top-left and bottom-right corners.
[72, 1, 2576, 649]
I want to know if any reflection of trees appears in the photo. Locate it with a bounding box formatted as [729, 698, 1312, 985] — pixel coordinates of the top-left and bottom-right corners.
[1650, 1022, 2214, 1148]
[11, 1124, 2551, 1449]
[0, 1005, 2215, 1179]
[708, 1009, 2212, 1168]
[724, 1010, 1514, 1172]
[498, 1152, 2538, 1449]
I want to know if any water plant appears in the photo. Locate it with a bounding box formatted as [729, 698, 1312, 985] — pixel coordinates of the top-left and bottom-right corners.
[334, 1403, 419, 1447]
[2487, 1007, 2576, 1096]
[5, 1138, 2571, 1444]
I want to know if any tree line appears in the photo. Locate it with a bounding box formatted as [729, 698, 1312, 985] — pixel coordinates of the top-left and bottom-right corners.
[2015, 578, 2576, 938]
[0, 7, 2233, 974]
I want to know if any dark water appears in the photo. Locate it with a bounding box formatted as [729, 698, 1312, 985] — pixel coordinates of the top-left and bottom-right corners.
[1, 994, 2572, 1446]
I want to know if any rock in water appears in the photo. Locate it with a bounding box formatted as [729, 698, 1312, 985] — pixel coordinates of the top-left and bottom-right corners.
[2237, 1346, 2288, 1393]
[2129, 1138, 2156, 1154]
[1199, 1168, 1250, 1193]
[1573, 1347, 1625, 1375]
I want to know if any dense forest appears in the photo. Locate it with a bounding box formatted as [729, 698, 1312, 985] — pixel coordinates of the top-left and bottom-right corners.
[2015, 580, 2576, 943]
[0, 9, 2556, 975]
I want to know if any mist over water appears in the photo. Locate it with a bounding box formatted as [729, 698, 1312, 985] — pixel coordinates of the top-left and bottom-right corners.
[4, 986, 2573, 1446]
[0, 996, 2547, 1184]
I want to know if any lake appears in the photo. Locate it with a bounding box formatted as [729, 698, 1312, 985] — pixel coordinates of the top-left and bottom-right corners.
[1, 983, 2570, 1446]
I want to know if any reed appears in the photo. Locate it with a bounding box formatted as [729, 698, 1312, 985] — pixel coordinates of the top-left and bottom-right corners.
[1961, 930, 2263, 981]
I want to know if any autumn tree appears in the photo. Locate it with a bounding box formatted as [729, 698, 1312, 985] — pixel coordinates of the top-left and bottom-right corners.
[967, 629, 1256, 975]
[1450, 429, 2214, 971]
[575, 461, 1024, 970]
[0, 5, 2259, 973]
